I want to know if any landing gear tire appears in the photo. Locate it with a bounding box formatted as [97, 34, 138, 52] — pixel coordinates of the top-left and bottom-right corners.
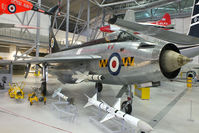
[152, 81, 161, 87]
[95, 83, 103, 92]
[121, 101, 132, 114]
[39, 97, 44, 102]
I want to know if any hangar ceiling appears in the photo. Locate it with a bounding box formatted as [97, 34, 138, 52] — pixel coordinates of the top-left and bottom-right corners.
[29, 0, 194, 32]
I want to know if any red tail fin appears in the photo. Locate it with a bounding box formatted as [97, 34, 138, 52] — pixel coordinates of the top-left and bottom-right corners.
[152, 13, 171, 26]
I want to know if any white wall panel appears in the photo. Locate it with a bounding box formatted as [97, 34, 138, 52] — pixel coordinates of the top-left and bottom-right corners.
[0, 11, 50, 36]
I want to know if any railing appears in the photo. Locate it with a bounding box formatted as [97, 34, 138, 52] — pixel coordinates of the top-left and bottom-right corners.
[0, 28, 49, 45]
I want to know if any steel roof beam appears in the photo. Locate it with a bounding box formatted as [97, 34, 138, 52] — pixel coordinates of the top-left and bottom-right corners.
[89, 0, 136, 7]
[113, 0, 181, 11]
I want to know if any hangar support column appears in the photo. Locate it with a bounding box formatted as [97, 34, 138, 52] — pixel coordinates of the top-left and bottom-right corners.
[87, 0, 90, 41]
[35, 0, 41, 75]
[66, 0, 70, 48]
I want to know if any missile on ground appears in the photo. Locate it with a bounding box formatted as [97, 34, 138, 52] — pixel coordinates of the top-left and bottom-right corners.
[52, 88, 74, 104]
[84, 94, 153, 132]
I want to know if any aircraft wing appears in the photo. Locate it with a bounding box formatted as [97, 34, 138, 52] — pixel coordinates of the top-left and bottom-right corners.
[0, 23, 15, 28]
[0, 23, 38, 29]
[113, 19, 199, 45]
[0, 55, 101, 65]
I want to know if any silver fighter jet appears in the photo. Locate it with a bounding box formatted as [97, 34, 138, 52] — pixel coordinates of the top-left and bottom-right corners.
[1, 0, 199, 115]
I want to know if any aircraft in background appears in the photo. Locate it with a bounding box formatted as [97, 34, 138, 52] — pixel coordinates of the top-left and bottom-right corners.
[100, 13, 174, 33]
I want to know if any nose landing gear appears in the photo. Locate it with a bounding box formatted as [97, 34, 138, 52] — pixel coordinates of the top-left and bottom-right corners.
[121, 100, 132, 114]
[117, 85, 133, 114]
[95, 82, 103, 93]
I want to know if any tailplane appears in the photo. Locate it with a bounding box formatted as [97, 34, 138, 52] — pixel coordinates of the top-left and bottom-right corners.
[188, 0, 199, 38]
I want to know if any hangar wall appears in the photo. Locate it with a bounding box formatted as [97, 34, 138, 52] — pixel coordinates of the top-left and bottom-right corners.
[172, 17, 191, 34]
[172, 17, 199, 64]
[0, 45, 16, 60]
[0, 11, 50, 36]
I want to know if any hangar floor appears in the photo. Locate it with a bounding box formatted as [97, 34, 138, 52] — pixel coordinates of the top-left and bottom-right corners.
[0, 75, 199, 133]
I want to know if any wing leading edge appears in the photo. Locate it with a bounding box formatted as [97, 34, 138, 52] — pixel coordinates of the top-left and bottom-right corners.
[0, 55, 101, 65]
[113, 19, 199, 45]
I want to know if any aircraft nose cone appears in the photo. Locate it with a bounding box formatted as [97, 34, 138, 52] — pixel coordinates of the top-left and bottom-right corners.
[177, 54, 192, 67]
[161, 50, 192, 73]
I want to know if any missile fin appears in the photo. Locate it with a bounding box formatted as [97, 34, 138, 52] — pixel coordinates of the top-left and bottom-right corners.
[91, 93, 97, 100]
[84, 94, 90, 99]
[84, 102, 93, 108]
[84, 94, 97, 108]
[52, 88, 62, 98]
[83, 71, 89, 75]
[113, 98, 121, 110]
[75, 79, 84, 83]
[57, 88, 62, 93]
[100, 113, 115, 123]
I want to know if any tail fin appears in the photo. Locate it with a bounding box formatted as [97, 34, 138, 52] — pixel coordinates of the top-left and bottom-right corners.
[108, 10, 135, 24]
[155, 13, 171, 26]
[100, 99, 120, 123]
[188, 0, 199, 38]
[113, 98, 121, 110]
[49, 28, 60, 53]
[124, 10, 135, 22]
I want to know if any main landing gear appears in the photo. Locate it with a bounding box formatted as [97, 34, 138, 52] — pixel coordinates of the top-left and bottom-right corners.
[117, 85, 133, 114]
[95, 82, 103, 93]
[39, 63, 48, 104]
[95, 82, 133, 114]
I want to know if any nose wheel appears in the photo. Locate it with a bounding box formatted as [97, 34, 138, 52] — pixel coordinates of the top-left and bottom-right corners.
[116, 85, 133, 114]
[121, 100, 132, 114]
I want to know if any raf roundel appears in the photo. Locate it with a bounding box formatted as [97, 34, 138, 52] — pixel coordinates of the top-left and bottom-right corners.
[108, 53, 121, 76]
[8, 4, 16, 13]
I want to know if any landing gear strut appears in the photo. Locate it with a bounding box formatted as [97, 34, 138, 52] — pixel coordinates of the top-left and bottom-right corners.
[116, 85, 133, 114]
[95, 82, 103, 93]
[40, 63, 48, 104]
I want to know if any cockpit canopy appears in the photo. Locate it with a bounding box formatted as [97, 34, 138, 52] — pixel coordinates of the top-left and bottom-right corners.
[106, 30, 139, 42]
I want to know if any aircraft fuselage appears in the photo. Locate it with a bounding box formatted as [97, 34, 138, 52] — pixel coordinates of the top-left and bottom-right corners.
[46, 41, 175, 85]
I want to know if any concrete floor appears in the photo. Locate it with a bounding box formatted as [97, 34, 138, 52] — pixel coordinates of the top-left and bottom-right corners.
[0, 75, 198, 133]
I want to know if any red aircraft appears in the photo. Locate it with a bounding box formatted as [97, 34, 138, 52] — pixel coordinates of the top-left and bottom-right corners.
[0, 0, 56, 15]
[0, 0, 59, 29]
[100, 13, 174, 33]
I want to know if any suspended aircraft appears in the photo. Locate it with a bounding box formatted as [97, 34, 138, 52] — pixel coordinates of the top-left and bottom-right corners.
[100, 12, 174, 33]
[0, 0, 59, 29]
[0, 0, 58, 15]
